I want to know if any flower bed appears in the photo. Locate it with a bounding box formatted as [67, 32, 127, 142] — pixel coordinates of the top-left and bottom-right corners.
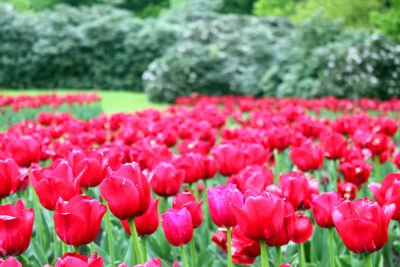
[0, 95, 399, 267]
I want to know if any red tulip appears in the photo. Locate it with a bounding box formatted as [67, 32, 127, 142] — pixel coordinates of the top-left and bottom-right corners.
[332, 198, 395, 253]
[289, 140, 323, 172]
[373, 117, 398, 136]
[172, 192, 203, 228]
[232, 192, 285, 241]
[266, 200, 295, 247]
[30, 161, 80, 210]
[99, 163, 150, 220]
[121, 196, 160, 236]
[369, 173, 400, 220]
[321, 133, 347, 160]
[161, 208, 193, 246]
[45, 252, 104, 267]
[338, 181, 356, 200]
[207, 184, 244, 228]
[291, 213, 313, 244]
[0, 200, 34, 257]
[0, 257, 22, 267]
[149, 162, 185, 197]
[53, 195, 107, 246]
[366, 133, 389, 155]
[66, 150, 105, 188]
[279, 172, 318, 210]
[212, 144, 246, 176]
[227, 165, 273, 195]
[37, 112, 54, 125]
[0, 158, 26, 199]
[339, 160, 372, 186]
[309, 192, 343, 228]
[212, 225, 260, 265]
[118, 258, 161, 267]
[172, 153, 205, 184]
[6, 136, 41, 166]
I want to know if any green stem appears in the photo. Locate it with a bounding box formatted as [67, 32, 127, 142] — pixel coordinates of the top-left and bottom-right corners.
[273, 149, 280, 185]
[162, 197, 168, 214]
[333, 159, 338, 190]
[365, 253, 373, 267]
[33, 189, 45, 249]
[74, 246, 79, 254]
[50, 209, 58, 261]
[104, 205, 115, 267]
[141, 236, 147, 262]
[276, 246, 282, 266]
[52, 216, 59, 260]
[374, 155, 381, 182]
[350, 251, 354, 267]
[62, 242, 67, 255]
[128, 218, 143, 264]
[90, 242, 94, 255]
[227, 227, 232, 267]
[180, 245, 189, 267]
[84, 187, 90, 197]
[299, 243, 306, 267]
[203, 180, 210, 230]
[190, 238, 196, 267]
[260, 240, 270, 267]
[193, 182, 200, 201]
[329, 228, 335, 267]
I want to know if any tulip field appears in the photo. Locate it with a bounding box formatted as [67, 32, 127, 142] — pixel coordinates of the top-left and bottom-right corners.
[2, 93, 400, 267]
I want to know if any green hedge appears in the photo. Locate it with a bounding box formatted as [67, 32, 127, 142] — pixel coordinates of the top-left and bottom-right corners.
[0, 3, 182, 90]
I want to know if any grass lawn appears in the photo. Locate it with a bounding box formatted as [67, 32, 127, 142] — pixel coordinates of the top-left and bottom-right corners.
[1, 89, 168, 114]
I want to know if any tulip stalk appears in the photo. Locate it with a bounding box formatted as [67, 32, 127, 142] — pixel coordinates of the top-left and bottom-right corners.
[365, 254, 373, 267]
[104, 206, 115, 267]
[333, 159, 338, 190]
[273, 149, 280, 185]
[299, 243, 306, 267]
[74, 246, 79, 254]
[190, 239, 196, 267]
[329, 228, 335, 267]
[141, 236, 147, 262]
[260, 240, 270, 267]
[227, 227, 232, 267]
[374, 156, 381, 182]
[128, 218, 143, 264]
[180, 245, 189, 267]
[276, 246, 282, 266]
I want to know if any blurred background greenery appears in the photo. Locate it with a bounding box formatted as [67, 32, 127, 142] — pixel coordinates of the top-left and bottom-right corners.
[1, 0, 399, 102]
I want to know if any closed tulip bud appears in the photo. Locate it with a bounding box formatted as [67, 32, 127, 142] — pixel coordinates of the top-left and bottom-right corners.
[279, 172, 317, 210]
[266, 200, 295, 247]
[207, 184, 244, 228]
[332, 198, 395, 253]
[161, 208, 193, 246]
[66, 150, 105, 188]
[0, 257, 22, 267]
[291, 213, 313, 244]
[0, 200, 34, 257]
[309, 192, 343, 228]
[0, 158, 26, 199]
[53, 195, 107, 246]
[6, 136, 41, 166]
[369, 173, 400, 220]
[121, 196, 160, 236]
[212, 144, 246, 176]
[173, 192, 203, 228]
[100, 163, 150, 220]
[149, 162, 185, 197]
[289, 140, 323, 172]
[232, 192, 285, 241]
[30, 161, 80, 210]
[45, 252, 104, 267]
[321, 133, 348, 160]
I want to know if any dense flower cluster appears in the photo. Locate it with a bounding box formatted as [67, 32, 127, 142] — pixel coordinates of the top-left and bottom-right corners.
[0, 95, 399, 266]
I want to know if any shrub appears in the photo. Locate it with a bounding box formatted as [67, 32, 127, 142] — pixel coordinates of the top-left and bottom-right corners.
[143, 14, 294, 102]
[0, 3, 182, 90]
